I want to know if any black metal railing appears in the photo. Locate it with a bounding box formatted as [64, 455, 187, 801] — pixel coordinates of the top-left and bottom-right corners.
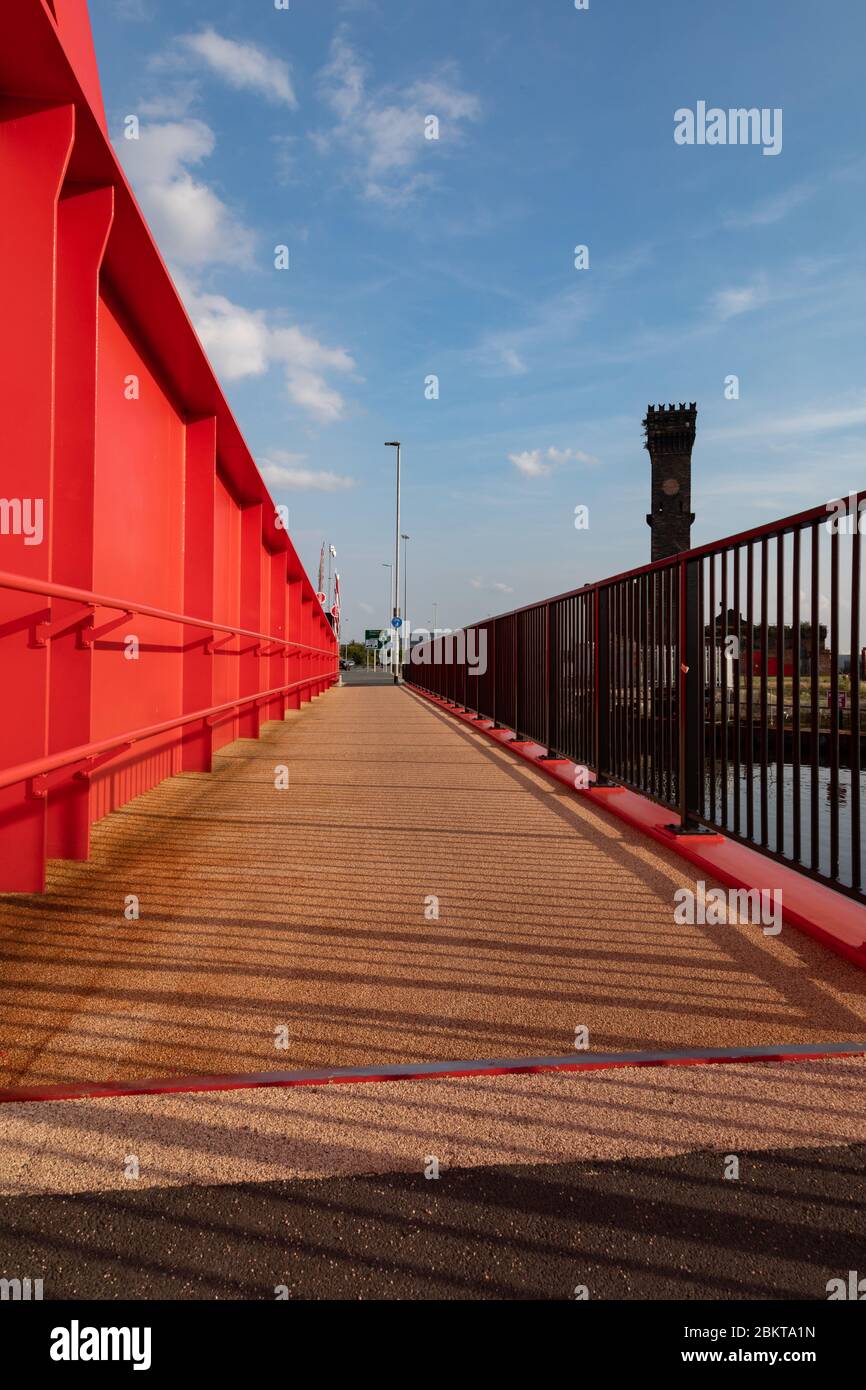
[405, 491, 866, 901]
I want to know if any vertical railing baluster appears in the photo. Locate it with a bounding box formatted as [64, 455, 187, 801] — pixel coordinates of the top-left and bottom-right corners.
[776, 533, 785, 858]
[709, 554, 716, 821]
[746, 543, 755, 843]
[792, 529, 802, 866]
[760, 537, 769, 847]
[851, 512, 861, 890]
[594, 586, 611, 784]
[652, 571, 659, 798]
[810, 524, 820, 872]
[830, 525, 840, 881]
[721, 550, 728, 830]
[732, 547, 741, 836]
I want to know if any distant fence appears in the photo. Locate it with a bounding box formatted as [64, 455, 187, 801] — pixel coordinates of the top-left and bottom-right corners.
[405, 492, 866, 901]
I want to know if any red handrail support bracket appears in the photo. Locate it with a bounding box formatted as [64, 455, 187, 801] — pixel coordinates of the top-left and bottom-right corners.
[33, 604, 95, 647]
[79, 610, 134, 646]
[28, 742, 133, 799]
[205, 634, 238, 655]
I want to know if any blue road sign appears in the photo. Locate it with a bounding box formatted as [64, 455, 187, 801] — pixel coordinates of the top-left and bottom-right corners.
[391, 616, 403, 629]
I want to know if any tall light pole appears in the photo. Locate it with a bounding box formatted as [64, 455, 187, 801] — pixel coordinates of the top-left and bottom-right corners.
[385, 442, 402, 683]
[432, 601, 438, 634]
[327, 544, 336, 607]
[380, 563, 392, 671]
[401, 533, 410, 633]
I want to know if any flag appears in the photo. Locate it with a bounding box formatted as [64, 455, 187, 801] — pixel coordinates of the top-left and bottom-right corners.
[329, 544, 337, 559]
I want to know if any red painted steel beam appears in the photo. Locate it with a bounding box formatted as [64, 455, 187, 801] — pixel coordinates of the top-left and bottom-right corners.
[0, 2, 336, 892]
[0, 99, 75, 892]
[182, 417, 217, 774]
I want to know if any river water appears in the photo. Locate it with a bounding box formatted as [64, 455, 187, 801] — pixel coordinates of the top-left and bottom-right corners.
[707, 764, 865, 891]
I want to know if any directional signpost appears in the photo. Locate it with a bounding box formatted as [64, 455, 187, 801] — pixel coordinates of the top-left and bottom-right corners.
[365, 628, 392, 668]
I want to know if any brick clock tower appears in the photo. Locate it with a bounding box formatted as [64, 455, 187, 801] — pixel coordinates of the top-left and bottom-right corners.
[644, 403, 697, 561]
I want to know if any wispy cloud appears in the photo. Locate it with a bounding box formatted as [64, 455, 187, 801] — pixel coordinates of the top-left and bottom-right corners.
[473, 284, 596, 378]
[115, 0, 154, 20]
[172, 29, 297, 107]
[258, 451, 355, 492]
[704, 398, 866, 443]
[471, 577, 514, 594]
[709, 276, 770, 321]
[138, 84, 200, 120]
[724, 181, 816, 228]
[509, 446, 598, 478]
[314, 30, 480, 204]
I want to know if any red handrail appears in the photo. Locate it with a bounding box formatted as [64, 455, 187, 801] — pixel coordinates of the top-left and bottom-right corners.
[0, 674, 326, 793]
[0, 569, 335, 657]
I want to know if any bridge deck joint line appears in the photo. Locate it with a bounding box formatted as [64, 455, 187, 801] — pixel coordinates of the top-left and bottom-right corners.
[1, 1042, 864, 1106]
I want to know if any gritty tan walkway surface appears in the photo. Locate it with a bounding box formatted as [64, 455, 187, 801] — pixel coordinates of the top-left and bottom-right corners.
[0, 1057, 864, 1197]
[0, 683, 865, 1091]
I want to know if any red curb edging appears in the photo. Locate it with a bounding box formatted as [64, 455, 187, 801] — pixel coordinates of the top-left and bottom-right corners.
[1, 1043, 863, 1105]
[404, 685, 866, 972]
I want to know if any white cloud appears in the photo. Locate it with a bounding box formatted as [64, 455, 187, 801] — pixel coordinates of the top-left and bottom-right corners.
[498, 347, 527, 375]
[509, 449, 550, 478]
[270, 327, 355, 422]
[509, 446, 598, 478]
[474, 285, 596, 378]
[315, 32, 480, 203]
[116, 118, 256, 268]
[116, 0, 153, 19]
[471, 577, 514, 594]
[710, 278, 770, 321]
[178, 286, 357, 423]
[547, 446, 599, 467]
[139, 84, 200, 120]
[183, 290, 269, 378]
[725, 182, 816, 229]
[704, 400, 866, 442]
[177, 29, 297, 107]
[258, 451, 355, 492]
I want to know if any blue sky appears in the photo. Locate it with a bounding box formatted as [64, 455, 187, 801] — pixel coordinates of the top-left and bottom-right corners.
[92, 0, 866, 638]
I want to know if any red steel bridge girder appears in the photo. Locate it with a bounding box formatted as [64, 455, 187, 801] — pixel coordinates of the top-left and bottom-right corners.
[0, 3, 337, 894]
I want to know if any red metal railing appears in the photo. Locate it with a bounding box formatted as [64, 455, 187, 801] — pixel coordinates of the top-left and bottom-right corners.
[406, 492, 866, 901]
[0, 569, 336, 797]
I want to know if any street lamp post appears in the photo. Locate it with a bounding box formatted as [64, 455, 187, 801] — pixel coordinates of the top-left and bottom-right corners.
[380, 562, 392, 671]
[401, 533, 410, 635]
[385, 442, 401, 684]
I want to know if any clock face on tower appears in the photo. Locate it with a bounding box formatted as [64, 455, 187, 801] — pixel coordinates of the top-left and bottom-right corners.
[662, 477, 680, 497]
